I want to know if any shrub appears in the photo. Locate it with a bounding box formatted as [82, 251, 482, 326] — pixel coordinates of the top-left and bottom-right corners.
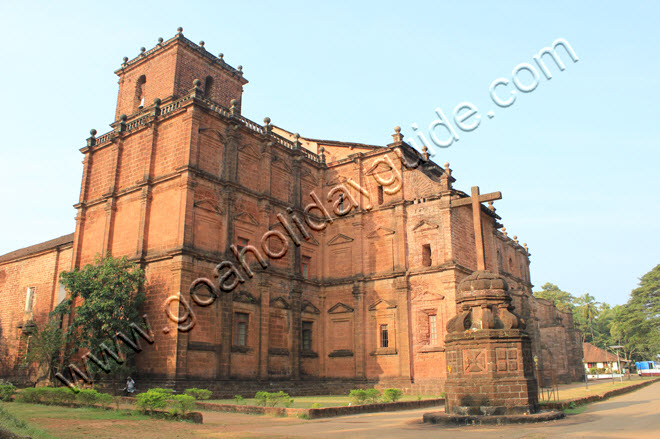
[169, 394, 196, 416]
[17, 387, 77, 405]
[311, 402, 321, 409]
[184, 388, 212, 400]
[0, 383, 17, 402]
[383, 388, 403, 403]
[97, 393, 113, 409]
[254, 391, 290, 407]
[365, 389, 381, 404]
[149, 388, 174, 396]
[234, 395, 245, 405]
[297, 413, 310, 420]
[440, 392, 446, 398]
[255, 391, 269, 406]
[136, 389, 168, 413]
[284, 398, 294, 408]
[76, 389, 100, 407]
[349, 389, 368, 405]
[17, 388, 42, 404]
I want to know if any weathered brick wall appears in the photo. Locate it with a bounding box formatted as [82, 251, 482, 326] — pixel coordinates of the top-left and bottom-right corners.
[0, 240, 72, 381]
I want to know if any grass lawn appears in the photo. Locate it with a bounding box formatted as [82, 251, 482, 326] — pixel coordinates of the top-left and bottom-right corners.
[207, 394, 443, 408]
[543, 375, 652, 403]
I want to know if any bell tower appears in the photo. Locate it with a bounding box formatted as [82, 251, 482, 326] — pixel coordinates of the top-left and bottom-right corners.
[113, 27, 248, 120]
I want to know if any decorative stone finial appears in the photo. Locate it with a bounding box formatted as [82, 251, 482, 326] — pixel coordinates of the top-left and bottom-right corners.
[502, 227, 507, 237]
[513, 235, 519, 244]
[263, 117, 272, 134]
[153, 98, 161, 105]
[218, 53, 224, 60]
[238, 65, 243, 71]
[87, 129, 97, 147]
[294, 133, 300, 139]
[140, 47, 146, 55]
[122, 56, 128, 64]
[421, 144, 429, 160]
[90, 129, 97, 136]
[293, 133, 301, 150]
[177, 27, 183, 34]
[523, 243, 528, 252]
[158, 37, 163, 44]
[230, 99, 239, 117]
[319, 146, 326, 163]
[199, 41, 205, 47]
[120, 114, 127, 121]
[488, 201, 495, 211]
[264, 117, 271, 125]
[391, 126, 403, 143]
[193, 79, 202, 88]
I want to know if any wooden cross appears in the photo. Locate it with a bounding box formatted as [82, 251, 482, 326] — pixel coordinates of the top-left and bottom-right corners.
[451, 186, 502, 271]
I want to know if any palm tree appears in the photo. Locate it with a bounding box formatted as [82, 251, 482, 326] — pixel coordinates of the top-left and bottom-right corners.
[579, 293, 599, 344]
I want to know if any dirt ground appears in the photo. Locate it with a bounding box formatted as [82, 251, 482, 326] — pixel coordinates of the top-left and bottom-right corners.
[10, 381, 660, 438]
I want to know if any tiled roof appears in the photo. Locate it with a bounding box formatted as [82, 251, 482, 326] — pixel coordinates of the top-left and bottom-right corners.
[0, 234, 74, 264]
[583, 342, 626, 363]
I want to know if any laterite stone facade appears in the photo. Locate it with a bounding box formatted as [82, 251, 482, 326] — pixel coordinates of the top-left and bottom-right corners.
[0, 30, 583, 394]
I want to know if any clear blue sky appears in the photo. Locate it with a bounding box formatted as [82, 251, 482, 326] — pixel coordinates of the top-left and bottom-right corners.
[0, 1, 657, 306]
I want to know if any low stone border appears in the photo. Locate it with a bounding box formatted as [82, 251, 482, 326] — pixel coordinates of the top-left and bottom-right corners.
[195, 398, 444, 419]
[541, 377, 660, 410]
[423, 410, 565, 425]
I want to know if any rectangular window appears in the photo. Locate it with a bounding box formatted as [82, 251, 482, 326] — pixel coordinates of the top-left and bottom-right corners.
[302, 321, 313, 351]
[234, 312, 249, 346]
[25, 287, 36, 313]
[301, 256, 311, 279]
[380, 324, 389, 348]
[57, 282, 67, 305]
[422, 244, 432, 267]
[429, 315, 437, 345]
[237, 237, 249, 253]
[377, 185, 384, 205]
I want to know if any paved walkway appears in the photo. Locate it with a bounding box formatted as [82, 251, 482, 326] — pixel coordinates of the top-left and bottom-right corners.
[211, 381, 660, 439]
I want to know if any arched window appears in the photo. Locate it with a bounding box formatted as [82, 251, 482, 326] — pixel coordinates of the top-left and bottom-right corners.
[508, 257, 513, 273]
[204, 75, 214, 98]
[497, 250, 502, 270]
[134, 75, 146, 110]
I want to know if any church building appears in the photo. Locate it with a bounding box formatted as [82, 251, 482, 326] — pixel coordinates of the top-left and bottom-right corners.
[0, 29, 583, 394]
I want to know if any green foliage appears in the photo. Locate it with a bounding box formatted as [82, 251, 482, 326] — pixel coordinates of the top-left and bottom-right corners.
[97, 392, 113, 409]
[297, 413, 311, 420]
[17, 387, 76, 405]
[135, 389, 168, 413]
[311, 402, 321, 409]
[76, 389, 100, 407]
[234, 394, 245, 405]
[149, 388, 174, 396]
[383, 388, 403, 403]
[22, 318, 63, 383]
[533, 283, 575, 313]
[365, 388, 381, 404]
[284, 398, 294, 408]
[54, 254, 146, 376]
[184, 388, 212, 400]
[349, 388, 382, 404]
[0, 382, 17, 402]
[169, 394, 196, 415]
[349, 389, 367, 405]
[440, 392, 446, 398]
[254, 391, 290, 407]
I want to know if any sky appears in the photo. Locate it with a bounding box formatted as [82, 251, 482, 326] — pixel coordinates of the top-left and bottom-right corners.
[0, 1, 657, 306]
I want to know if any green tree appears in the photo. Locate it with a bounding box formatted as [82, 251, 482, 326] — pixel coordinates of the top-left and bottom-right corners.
[610, 265, 660, 362]
[54, 254, 146, 378]
[23, 317, 63, 383]
[533, 283, 575, 312]
[575, 293, 599, 344]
